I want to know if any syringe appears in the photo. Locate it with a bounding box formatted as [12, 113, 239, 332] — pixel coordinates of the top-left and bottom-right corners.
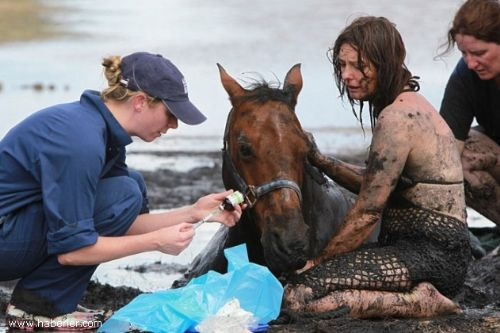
[193, 191, 244, 229]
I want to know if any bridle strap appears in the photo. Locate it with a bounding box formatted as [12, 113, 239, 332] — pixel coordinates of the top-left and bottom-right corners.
[223, 108, 302, 208]
[251, 180, 302, 203]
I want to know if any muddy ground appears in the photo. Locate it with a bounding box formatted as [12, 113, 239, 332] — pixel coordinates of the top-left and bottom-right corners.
[1, 151, 500, 332]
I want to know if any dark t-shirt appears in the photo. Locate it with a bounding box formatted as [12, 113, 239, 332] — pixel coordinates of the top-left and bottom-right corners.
[439, 58, 500, 145]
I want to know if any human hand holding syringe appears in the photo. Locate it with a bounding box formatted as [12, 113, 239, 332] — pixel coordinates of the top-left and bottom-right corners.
[193, 191, 245, 229]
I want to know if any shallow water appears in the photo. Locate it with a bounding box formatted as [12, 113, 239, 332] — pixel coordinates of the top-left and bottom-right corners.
[93, 220, 221, 292]
[0, 0, 461, 141]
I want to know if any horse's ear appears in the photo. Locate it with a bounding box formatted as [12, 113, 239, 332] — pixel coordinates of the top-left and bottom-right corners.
[217, 63, 245, 99]
[283, 63, 303, 107]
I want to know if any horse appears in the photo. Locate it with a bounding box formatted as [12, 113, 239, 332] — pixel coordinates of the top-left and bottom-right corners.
[173, 64, 365, 287]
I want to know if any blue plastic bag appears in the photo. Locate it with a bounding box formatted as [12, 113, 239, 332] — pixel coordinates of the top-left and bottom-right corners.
[98, 244, 283, 333]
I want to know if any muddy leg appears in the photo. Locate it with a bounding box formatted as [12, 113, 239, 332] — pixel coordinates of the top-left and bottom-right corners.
[284, 282, 461, 318]
[462, 130, 500, 226]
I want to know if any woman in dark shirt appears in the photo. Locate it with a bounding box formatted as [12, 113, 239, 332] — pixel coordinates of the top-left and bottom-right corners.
[439, 0, 500, 226]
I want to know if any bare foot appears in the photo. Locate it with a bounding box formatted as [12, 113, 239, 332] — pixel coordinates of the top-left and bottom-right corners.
[408, 282, 462, 317]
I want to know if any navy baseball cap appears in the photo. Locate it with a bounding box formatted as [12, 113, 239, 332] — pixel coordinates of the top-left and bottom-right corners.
[120, 52, 207, 125]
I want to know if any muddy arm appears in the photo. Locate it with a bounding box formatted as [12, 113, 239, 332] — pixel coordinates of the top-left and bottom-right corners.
[308, 149, 365, 194]
[460, 131, 500, 225]
[311, 109, 411, 264]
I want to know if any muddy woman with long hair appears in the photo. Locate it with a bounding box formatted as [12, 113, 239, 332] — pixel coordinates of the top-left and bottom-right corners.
[284, 16, 471, 318]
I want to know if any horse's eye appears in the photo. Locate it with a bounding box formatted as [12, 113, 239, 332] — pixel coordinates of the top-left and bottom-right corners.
[239, 143, 254, 158]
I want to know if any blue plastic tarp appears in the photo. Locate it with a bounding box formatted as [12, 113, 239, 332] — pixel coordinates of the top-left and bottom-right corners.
[98, 244, 284, 333]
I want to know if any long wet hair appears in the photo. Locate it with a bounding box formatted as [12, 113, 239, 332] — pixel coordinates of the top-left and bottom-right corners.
[328, 16, 419, 130]
[101, 55, 157, 104]
[441, 0, 500, 55]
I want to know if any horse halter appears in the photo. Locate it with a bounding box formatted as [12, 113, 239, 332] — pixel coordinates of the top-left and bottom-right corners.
[222, 109, 303, 208]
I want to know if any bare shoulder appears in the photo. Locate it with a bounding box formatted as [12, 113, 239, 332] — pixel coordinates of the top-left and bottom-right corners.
[377, 92, 443, 136]
[378, 93, 466, 221]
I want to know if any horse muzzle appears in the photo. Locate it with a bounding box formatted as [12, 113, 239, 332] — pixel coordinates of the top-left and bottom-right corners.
[260, 213, 310, 273]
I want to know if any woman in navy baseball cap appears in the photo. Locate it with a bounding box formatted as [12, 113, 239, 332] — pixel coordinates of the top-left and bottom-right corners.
[119, 52, 207, 126]
[0, 52, 241, 329]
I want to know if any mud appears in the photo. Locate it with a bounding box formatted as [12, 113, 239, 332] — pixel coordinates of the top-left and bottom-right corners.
[1, 151, 499, 332]
[123, 262, 187, 275]
[138, 151, 225, 210]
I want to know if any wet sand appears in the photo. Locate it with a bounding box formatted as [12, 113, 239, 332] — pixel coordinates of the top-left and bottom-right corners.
[1, 151, 499, 332]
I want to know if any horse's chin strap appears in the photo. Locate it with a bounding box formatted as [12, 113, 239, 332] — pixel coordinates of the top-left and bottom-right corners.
[222, 108, 302, 208]
[222, 148, 302, 208]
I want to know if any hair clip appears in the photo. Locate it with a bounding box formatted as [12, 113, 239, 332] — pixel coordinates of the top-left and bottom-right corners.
[119, 78, 129, 87]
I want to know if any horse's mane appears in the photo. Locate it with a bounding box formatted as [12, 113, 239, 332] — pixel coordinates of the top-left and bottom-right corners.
[232, 80, 295, 107]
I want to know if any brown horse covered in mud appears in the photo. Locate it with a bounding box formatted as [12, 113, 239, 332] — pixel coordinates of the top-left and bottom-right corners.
[174, 64, 371, 287]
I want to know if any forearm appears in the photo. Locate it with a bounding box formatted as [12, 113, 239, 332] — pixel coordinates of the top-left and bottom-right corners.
[311, 152, 365, 193]
[314, 209, 380, 264]
[126, 205, 196, 235]
[127, 190, 243, 235]
[58, 233, 158, 266]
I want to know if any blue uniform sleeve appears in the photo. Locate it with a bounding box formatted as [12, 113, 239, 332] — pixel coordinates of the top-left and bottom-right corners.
[38, 128, 103, 255]
[102, 146, 129, 179]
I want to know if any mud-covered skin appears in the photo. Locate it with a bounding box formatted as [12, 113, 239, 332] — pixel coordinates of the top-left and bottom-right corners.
[460, 129, 500, 226]
[308, 151, 364, 194]
[309, 92, 466, 264]
[284, 282, 461, 318]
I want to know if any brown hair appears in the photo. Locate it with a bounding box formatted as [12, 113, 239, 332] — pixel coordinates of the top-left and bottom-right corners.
[328, 16, 419, 129]
[101, 55, 157, 104]
[443, 0, 500, 55]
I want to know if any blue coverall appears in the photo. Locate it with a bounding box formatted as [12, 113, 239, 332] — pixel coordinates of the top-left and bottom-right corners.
[0, 90, 149, 316]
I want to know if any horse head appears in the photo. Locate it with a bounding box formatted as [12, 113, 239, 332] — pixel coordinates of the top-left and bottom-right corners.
[171, 64, 358, 288]
[218, 64, 312, 272]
